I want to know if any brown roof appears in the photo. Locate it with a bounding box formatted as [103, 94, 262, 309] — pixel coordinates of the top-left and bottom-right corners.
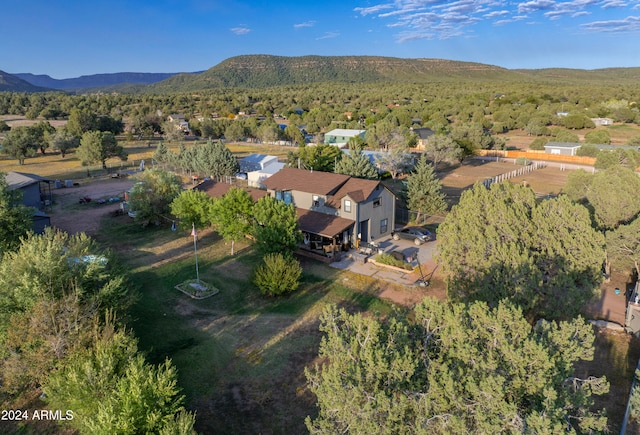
[262, 167, 350, 196]
[296, 208, 354, 238]
[193, 180, 268, 202]
[325, 178, 380, 208]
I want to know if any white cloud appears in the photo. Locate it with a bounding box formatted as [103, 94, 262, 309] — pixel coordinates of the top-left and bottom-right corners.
[294, 21, 315, 28]
[354, 0, 640, 41]
[484, 10, 510, 18]
[316, 31, 340, 40]
[581, 14, 640, 31]
[230, 27, 251, 35]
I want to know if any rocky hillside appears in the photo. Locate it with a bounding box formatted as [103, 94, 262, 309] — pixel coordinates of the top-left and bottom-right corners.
[149, 55, 525, 91]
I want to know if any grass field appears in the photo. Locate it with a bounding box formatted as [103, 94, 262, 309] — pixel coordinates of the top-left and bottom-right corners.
[0, 139, 296, 181]
[94, 208, 640, 433]
[98, 217, 397, 434]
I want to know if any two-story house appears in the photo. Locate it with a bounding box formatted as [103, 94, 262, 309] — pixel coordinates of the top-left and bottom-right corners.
[262, 168, 395, 254]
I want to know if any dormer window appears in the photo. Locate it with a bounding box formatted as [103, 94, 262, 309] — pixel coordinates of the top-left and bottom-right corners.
[344, 200, 351, 213]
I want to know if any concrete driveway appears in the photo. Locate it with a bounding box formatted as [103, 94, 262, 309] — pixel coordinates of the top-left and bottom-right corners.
[330, 234, 438, 287]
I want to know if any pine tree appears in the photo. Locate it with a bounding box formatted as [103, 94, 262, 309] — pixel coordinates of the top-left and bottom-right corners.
[306, 300, 608, 434]
[405, 155, 447, 222]
[335, 145, 378, 180]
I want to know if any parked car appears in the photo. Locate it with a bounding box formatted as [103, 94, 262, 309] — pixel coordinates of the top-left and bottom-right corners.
[391, 226, 433, 245]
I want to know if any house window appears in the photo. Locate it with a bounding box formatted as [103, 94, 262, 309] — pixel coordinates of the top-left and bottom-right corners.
[275, 191, 283, 201]
[373, 198, 381, 208]
[380, 218, 388, 234]
[283, 191, 293, 205]
[344, 200, 351, 213]
[313, 195, 319, 207]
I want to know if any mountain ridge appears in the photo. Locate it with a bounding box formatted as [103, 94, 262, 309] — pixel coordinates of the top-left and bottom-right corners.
[13, 72, 189, 91]
[4, 55, 640, 93]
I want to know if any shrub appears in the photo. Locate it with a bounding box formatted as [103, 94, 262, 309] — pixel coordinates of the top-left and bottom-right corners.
[529, 137, 549, 151]
[253, 253, 302, 296]
[374, 253, 414, 270]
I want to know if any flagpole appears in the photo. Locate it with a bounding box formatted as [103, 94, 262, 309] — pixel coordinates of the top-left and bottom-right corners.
[192, 222, 200, 282]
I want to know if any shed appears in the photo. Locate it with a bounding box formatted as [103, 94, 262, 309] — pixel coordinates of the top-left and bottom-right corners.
[543, 142, 582, 156]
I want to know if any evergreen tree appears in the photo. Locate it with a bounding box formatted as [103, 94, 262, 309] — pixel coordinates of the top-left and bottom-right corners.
[306, 300, 608, 434]
[438, 182, 604, 320]
[194, 140, 239, 180]
[77, 131, 127, 170]
[405, 155, 447, 221]
[607, 217, 640, 276]
[586, 166, 640, 230]
[153, 141, 171, 164]
[335, 145, 378, 180]
[1, 125, 38, 165]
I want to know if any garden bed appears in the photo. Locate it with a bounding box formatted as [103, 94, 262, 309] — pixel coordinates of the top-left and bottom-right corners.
[175, 279, 220, 299]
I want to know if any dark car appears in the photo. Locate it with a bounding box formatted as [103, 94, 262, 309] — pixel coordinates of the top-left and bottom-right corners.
[391, 226, 433, 245]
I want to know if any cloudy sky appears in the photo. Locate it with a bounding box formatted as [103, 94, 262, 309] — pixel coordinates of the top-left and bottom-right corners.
[3, 0, 639, 78]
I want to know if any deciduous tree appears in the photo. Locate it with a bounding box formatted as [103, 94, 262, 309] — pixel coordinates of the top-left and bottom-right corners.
[47, 127, 79, 158]
[0, 172, 34, 254]
[252, 196, 301, 255]
[128, 168, 183, 225]
[170, 188, 213, 232]
[423, 134, 461, 171]
[210, 187, 254, 255]
[44, 327, 196, 434]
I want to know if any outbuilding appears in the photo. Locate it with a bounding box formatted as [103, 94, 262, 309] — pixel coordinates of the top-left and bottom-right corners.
[543, 142, 582, 156]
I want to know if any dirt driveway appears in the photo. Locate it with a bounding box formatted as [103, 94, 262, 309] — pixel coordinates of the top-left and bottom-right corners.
[48, 178, 135, 235]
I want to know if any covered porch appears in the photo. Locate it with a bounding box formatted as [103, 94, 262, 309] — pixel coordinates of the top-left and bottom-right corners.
[296, 209, 354, 262]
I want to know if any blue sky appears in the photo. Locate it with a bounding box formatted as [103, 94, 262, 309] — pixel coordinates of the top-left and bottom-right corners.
[3, 0, 640, 78]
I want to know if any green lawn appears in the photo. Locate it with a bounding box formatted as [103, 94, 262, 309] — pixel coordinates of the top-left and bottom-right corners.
[98, 217, 396, 433]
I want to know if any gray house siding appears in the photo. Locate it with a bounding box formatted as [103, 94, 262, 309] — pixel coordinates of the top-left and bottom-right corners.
[352, 188, 395, 242]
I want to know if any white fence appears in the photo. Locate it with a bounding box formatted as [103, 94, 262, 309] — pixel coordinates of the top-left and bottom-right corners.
[483, 161, 547, 188]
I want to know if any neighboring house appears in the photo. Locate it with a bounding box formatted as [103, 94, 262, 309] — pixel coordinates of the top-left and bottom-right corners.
[193, 179, 269, 202]
[263, 168, 396, 254]
[6, 171, 53, 233]
[591, 117, 613, 127]
[239, 154, 280, 173]
[167, 114, 190, 134]
[238, 154, 286, 189]
[543, 142, 582, 156]
[412, 127, 435, 149]
[324, 129, 366, 148]
[168, 114, 186, 123]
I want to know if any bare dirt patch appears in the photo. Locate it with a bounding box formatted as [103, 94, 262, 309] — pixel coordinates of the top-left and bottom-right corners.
[49, 178, 135, 236]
